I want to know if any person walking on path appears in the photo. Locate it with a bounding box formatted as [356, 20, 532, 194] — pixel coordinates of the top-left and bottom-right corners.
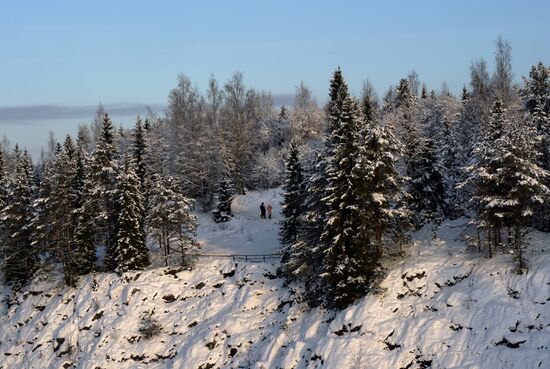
[267, 203, 273, 219]
[260, 202, 266, 219]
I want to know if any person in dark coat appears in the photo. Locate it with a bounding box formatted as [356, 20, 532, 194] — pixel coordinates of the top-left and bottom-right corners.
[260, 202, 266, 219]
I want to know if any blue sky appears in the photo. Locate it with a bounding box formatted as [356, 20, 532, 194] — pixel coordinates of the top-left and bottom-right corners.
[1, 1, 550, 124]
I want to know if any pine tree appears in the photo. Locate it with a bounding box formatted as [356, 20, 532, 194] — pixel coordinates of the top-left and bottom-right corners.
[279, 141, 305, 263]
[113, 156, 149, 274]
[1, 149, 37, 288]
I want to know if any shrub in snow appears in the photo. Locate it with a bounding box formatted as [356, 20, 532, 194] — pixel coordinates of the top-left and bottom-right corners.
[139, 317, 162, 339]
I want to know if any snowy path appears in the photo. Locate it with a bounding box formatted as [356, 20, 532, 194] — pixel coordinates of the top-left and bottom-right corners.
[194, 188, 283, 255]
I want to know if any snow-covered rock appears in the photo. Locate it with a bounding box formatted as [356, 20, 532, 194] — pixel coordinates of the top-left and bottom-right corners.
[1, 217, 549, 368]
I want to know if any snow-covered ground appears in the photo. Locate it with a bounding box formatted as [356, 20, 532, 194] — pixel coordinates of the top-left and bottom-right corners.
[195, 188, 282, 255]
[0, 192, 549, 369]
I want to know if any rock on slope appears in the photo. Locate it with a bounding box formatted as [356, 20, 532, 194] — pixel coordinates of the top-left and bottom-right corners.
[0, 219, 548, 369]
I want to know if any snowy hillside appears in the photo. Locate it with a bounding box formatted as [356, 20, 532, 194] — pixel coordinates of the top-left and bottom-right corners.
[0, 193, 549, 369]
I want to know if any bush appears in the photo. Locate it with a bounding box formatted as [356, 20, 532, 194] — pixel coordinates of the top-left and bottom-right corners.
[139, 317, 162, 339]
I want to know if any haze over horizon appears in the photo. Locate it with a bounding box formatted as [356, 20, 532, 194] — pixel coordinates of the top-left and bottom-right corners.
[2, 0, 550, 155]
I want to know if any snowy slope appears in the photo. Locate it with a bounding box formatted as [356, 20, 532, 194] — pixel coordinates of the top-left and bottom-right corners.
[0, 214, 549, 368]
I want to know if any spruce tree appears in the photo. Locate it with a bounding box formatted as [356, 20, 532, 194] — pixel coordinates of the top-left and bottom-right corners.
[466, 99, 509, 256]
[522, 62, 550, 113]
[132, 116, 147, 187]
[1, 149, 37, 288]
[148, 173, 196, 267]
[90, 113, 119, 271]
[421, 84, 428, 99]
[279, 106, 288, 121]
[63, 135, 76, 160]
[360, 96, 409, 255]
[279, 141, 305, 263]
[51, 147, 79, 284]
[216, 178, 234, 218]
[521, 63, 550, 230]
[322, 91, 375, 309]
[72, 158, 98, 277]
[406, 135, 446, 228]
[497, 116, 549, 271]
[283, 68, 348, 303]
[132, 116, 149, 249]
[31, 142, 80, 285]
[113, 156, 149, 274]
[0, 150, 6, 217]
[283, 151, 328, 302]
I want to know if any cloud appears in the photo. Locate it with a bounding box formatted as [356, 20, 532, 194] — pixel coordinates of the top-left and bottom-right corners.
[0, 103, 165, 123]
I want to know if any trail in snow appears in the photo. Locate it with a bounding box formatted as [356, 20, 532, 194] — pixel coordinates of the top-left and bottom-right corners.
[195, 188, 283, 255]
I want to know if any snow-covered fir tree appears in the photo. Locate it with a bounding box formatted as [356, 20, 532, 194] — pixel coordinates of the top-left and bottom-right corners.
[521, 62, 550, 230]
[90, 114, 120, 271]
[132, 116, 148, 188]
[321, 85, 377, 309]
[0, 150, 6, 217]
[32, 142, 79, 285]
[113, 155, 149, 274]
[1, 149, 37, 288]
[216, 178, 234, 218]
[359, 94, 409, 255]
[282, 150, 328, 304]
[406, 135, 446, 228]
[148, 172, 197, 267]
[279, 141, 305, 265]
[71, 155, 98, 277]
[496, 116, 549, 271]
[521, 61, 550, 115]
[279, 69, 349, 303]
[201, 77, 225, 210]
[465, 99, 511, 256]
[436, 95, 466, 218]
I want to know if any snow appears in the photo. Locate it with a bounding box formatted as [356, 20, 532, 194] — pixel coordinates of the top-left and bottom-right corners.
[195, 188, 283, 255]
[0, 192, 549, 369]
